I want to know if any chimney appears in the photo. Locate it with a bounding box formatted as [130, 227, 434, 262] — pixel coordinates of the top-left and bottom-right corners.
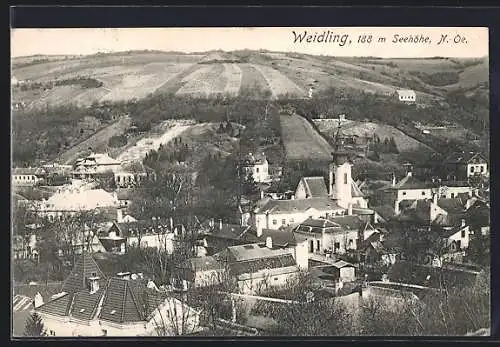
[407, 171, 412, 177]
[260, 190, 264, 199]
[169, 217, 174, 231]
[394, 200, 400, 215]
[266, 236, 273, 249]
[219, 219, 223, 231]
[392, 173, 396, 187]
[116, 208, 123, 223]
[34, 292, 44, 308]
[347, 203, 353, 216]
[433, 193, 438, 205]
[88, 276, 100, 294]
[291, 195, 295, 200]
[461, 219, 466, 228]
[116, 272, 131, 280]
[328, 163, 334, 196]
[209, 218, 215, 228]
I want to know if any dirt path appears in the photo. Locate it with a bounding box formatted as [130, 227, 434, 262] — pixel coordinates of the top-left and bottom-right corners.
[56, 116, 131, 165]
[116, 120, 196, 163]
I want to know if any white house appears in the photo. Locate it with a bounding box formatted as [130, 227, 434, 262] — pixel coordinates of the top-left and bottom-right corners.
[114, 161, 155, 188]
[12, 167, 47, 186]
[444, 152, 489, 179]
[73, 152, 122, 179]
[214, 243, 301, 295]
[395, 90, 416, 104]
[241, 152, 270, 183]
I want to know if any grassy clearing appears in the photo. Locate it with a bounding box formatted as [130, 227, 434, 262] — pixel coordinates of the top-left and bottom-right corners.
[280, 114, 333, 162]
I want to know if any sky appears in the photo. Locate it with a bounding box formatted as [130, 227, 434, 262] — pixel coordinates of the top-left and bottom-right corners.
[11, 27, 488, 58]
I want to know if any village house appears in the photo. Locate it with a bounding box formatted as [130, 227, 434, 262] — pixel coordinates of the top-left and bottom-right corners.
[72, 152, 122, 180]
[241, 152, 270, 183]
[32, 187, 119, 222]
[359, 231, 402, 268]
[199, 221, 309, 271]
[295, 214, 378, 255]
[213, 242, 301, 295]
[175, 256, 226, 289]
[394, 89, 416, 104]
[12, 167, 47, 186]
[99, 219, 179, 254]
[444, 151, 489, 180]
[114, 161, 155, 188]
[35, 253, 201, 336]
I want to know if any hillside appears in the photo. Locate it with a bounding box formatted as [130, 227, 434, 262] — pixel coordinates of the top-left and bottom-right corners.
[11, 50, 489, 109]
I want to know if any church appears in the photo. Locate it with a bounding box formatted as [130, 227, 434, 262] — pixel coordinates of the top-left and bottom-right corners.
[252, 150, 369, 235]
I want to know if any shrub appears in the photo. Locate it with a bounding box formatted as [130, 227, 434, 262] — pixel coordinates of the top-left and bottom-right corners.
[107, 134, 128, 148]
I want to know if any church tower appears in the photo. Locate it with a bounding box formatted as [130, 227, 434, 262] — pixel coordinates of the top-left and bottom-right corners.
[329, 150, 353, 209]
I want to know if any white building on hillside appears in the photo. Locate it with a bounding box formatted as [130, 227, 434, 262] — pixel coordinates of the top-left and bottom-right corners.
[241, 152, 270, 183]
[73, 152, 122, 179]
[395, 90, 416, 104]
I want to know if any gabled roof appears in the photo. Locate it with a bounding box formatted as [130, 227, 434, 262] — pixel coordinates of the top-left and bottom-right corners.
[61, 253, 107, 293]
[444, 152, 487, 164]
[437, 198, 466, 214]
[254, 197, 342, 215]
[99, 278, 164, 323]
[216, 243, 292, 263]
[36, 292, 73, 317]
[12, 167, 46, 176]
[242, 152, 267, 166]
[178, 256, 223, 272]
[373, 205, 397, 222]
[390, 175, 434, 190]
[257, 229, 303, 247]
[297, 215, 366, 234]
[229, 254, 297, 277]
[396, 89, 416, 97]
[331, 260, 354, 268]
[298, 177, 328, 198]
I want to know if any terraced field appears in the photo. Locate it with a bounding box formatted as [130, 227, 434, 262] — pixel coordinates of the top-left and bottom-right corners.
[11, 51, 488, 108]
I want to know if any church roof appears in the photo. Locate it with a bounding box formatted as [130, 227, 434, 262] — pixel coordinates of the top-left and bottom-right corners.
[298, 177, 329, 198]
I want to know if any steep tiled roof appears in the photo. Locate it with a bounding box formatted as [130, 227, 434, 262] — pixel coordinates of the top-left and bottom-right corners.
[389, 175, 434, 190]
[299, 177, 328, 198]
[254, 197, 341, 215]
[12, 167, 46, 176]
[373, 205, 397, 222]
[437, 198, 465, 214]
[61, 253, 107, 293]
[71, 289, 106, 321]
[256, 229, 301, 247]
[178, 256, 223, 272]
[37, 292, 73, 317]
[242, 152, 267, 166]
[229, 254, 296, 276]
[99, 278, 144, 323]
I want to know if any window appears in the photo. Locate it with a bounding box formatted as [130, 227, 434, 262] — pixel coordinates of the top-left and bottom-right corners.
[102, 329, 107, 336]
[334, 242, 340, 251]
[344, 173, 348, 184]
[470, 166, 474, 173]
[282, 219, 286, 225]
[480, 166, 484, 172]
[421, 191, 426, 196]
[274, 277, 278, 281]
[451, 193, 455, 198]
[273, 220, 277, 225]
[256, 168, 259, 173]
[316, 240, 321, 251]
[461, 229, 466, 238]
[402, 192, 407, 196]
